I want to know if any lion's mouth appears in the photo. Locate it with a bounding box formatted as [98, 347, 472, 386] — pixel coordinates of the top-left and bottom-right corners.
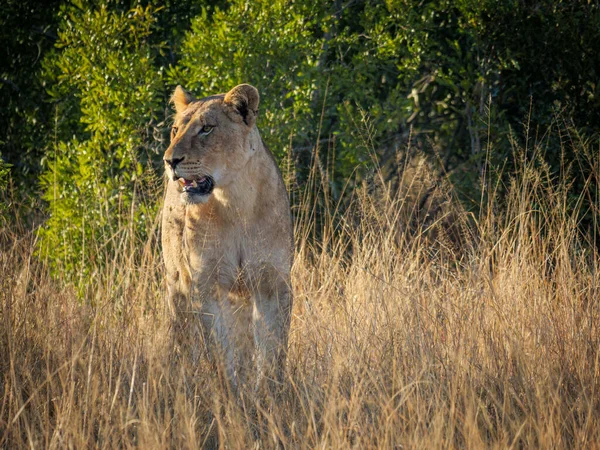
[178, 176, 215, 196]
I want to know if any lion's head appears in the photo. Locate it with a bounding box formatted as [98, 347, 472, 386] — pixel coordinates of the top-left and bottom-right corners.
[163, 84, 260, 205]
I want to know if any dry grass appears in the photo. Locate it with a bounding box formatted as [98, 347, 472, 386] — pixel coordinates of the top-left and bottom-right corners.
[1, 134, 600, 449]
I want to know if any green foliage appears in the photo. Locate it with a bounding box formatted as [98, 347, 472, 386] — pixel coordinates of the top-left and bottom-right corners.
[38, 4, 163, 280]
[318, 0, 599, 202]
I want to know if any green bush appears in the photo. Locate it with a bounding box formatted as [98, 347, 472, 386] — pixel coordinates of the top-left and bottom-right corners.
[38, 4, 163, 280]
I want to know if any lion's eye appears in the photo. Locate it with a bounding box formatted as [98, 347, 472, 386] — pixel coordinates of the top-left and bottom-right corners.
[198, 125, 214, 136]
[172, 126, 178, 136]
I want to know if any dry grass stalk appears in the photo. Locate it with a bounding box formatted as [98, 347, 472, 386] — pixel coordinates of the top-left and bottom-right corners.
[1, 131, 599, 449]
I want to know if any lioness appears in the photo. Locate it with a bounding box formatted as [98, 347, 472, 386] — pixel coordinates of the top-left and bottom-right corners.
[161, 84, 293, 392]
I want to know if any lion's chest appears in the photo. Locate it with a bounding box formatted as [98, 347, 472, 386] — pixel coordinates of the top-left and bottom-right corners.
[181, 217, 265, 301]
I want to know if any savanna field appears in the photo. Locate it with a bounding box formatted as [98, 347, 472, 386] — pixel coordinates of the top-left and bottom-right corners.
[2, 133, 600, 448]
[2, 1, 600, 448]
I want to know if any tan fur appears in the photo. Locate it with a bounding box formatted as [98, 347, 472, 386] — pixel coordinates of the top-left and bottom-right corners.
[162, 84, 293, 391]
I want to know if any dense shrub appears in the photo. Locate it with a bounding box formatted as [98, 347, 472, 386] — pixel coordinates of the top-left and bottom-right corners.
[38, 4, 163, 279]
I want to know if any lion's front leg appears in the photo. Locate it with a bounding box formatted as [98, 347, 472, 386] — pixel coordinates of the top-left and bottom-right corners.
[252, 280, 292, 393]
[165, 269, 200, 359]
[165, 270, 190, 322]
[199, 292, 242, 392]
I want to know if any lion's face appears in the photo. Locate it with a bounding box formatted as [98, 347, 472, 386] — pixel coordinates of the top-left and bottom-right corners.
[164, 85, 259, 205]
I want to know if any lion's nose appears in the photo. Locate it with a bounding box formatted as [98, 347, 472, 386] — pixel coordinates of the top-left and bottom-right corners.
[164, 156, 184, 169]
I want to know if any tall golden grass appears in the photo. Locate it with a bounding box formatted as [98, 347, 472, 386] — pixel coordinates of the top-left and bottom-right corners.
[1, 127, 599, 449]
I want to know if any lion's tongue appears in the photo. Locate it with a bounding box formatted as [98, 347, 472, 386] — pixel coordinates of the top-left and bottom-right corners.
[181, 177, 207, 189]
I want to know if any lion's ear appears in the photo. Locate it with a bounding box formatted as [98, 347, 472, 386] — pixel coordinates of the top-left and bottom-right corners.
[224, 84, 260, 127]
[171, 85, 195, 114]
